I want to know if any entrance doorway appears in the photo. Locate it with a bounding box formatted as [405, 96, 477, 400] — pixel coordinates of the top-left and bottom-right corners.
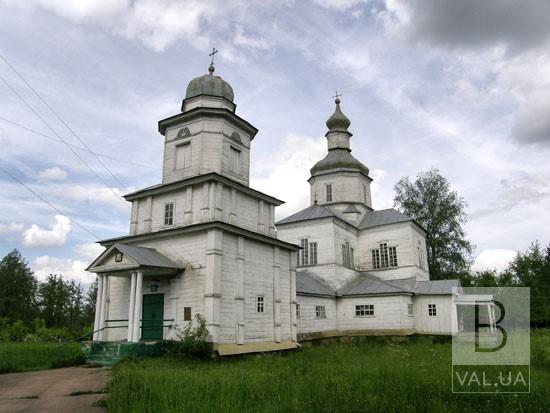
[141, 293, 164, 340]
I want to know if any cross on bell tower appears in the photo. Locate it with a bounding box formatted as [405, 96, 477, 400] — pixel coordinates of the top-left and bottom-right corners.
[208, 47, 218, 74]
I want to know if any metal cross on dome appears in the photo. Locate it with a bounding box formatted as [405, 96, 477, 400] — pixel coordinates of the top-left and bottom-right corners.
[333, 91, 342, 103]
[209, 47, 218, 65]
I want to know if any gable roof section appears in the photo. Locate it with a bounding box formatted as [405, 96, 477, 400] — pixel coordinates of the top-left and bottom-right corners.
[87, 243, 182, 273]
[276, 204, 336, 225]
[358, 208, 413, 229]
[113, 244, 181, 269]
[296, 271, 336, 297]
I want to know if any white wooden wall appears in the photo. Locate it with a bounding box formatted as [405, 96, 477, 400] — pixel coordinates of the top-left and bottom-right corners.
[336, 295, 414, 331]
[414, 295, 453, 334]
[296, 295, 338, 334]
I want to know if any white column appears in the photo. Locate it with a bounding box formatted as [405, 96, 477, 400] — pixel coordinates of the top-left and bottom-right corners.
[127, 272, 137, 342]
[132, 271, 143, 342]
[93, 276, 104, 341]
[98, 274, 109, 341]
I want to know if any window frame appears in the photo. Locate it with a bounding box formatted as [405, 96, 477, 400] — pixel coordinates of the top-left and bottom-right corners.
[428, 303, 437, 317]
[407, 303, 414, 316]
[355, 304, 375, 317]
[326, 184, 333, 202]
[164, 202, 175, 226]
[315, 305, 327, 319]
[296, 303, 300, 319]
[114, 252, 123, 263]
[183, 307, 192, 321]
[256, 295, 265, 313]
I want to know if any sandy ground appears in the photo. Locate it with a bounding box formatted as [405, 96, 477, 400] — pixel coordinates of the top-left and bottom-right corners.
[0, 366, 111, 413]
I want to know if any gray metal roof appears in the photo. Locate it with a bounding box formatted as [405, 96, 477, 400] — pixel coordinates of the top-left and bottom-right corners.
[337, 273, 459, 297]
[296, 271, 336, 297]
[114, 243, 182, 269]
[339, 274, 415, 296]
[276, 204, 336, 225]
[414, 279, 460, 295]
[358, 209, 412, 229]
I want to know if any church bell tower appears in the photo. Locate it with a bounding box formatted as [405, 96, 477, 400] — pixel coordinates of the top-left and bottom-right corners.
[158, 52, 257, 187]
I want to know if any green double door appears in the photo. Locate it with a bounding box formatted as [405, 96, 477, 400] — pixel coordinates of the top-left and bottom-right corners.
[141, 294, 164, 340]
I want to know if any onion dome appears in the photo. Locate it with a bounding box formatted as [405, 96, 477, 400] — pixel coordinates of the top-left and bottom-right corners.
[310, 149, 369, 176]
[185, 64, 234, 102]
[325, 97, 351, 131]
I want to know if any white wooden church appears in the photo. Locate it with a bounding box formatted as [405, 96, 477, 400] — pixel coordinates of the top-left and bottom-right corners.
[87, 61, 464, 355]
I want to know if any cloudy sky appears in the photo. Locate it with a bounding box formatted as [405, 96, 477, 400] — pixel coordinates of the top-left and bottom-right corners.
[1, 0, 549, 285]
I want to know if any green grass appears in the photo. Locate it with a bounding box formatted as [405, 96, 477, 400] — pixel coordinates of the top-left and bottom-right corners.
[108, 332, 550, 413]
[0, 342, 85, 374]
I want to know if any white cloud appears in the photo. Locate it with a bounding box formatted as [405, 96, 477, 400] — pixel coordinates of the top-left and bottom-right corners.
[32, 255, 95, 284]
[38, 166, 67, 180]
[472, 249, 517, 273]
[0, 222, 24, 234]
[22, 214, 71, 247]
[74, 243, 105, 261]
[14, 0, 228, 52]
[44, 183, 131, 209]
[251, 133, 326, 219]
[313, 0, 368, 11]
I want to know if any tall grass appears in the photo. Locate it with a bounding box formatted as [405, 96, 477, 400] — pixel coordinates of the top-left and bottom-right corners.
[0, 342, 84, 374]
[108, 332, 550, 413]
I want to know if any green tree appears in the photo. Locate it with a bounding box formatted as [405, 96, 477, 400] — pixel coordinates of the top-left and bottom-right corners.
[38, 274, 71, 330]
[503, 242, 550, 327]
[393, 169, 473, 280]
[82, 278, 97, 328]
[0, 249, 38, 324]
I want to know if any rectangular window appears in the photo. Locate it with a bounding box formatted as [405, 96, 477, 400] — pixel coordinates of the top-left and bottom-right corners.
[380, 243, 389, 268]
[389, 246, 398, 267]
[115, 252, 123, 262]
[342, 241, 353, 268]
[315, 305, 326, 319]
[256, 296, 264, 313]
[175, 142, 191, 170]
[428, 304, 437, 316]
[326, 184, 332, 202]
[183, 307, 192, 321]
[407, 303, 413, 316]
[371, 243, 398, 269]
[309, 242, 318, 265]
[296, 303, 300, 319]
[230, 146, 241, 174]
[164, 202, 174, 226]
[371, 249, 380, 269]
[299, 238, 309, 267]
[355, 304, 375, 317]
[363, 184, 367, 203]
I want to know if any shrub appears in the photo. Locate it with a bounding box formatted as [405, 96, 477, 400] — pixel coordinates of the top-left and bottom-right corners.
[159, 314, 213, 359]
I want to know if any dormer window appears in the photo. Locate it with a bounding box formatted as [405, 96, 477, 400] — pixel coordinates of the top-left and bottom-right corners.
[326, 184, 332, 202]
[164, 202, 174, 226]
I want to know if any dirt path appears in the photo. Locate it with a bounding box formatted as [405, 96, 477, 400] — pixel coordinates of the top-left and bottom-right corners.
[0, 366, 111, 413]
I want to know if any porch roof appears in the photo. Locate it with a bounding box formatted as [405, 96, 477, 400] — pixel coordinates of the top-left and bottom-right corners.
[86, 243, 183, 275]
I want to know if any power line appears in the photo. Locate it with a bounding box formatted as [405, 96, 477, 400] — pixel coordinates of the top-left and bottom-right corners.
[0, 54, 197, 266]
[0, 57, 194, 266]
[0, 72, 130, 211]
[0, 164, 100, 240]
[0, 53, 133, 192]
[0, 115, 157, 170]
